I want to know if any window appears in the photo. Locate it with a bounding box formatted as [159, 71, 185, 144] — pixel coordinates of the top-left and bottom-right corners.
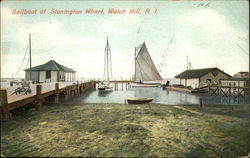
[206, 79, 211, 83]
[46, 71, 51, 79]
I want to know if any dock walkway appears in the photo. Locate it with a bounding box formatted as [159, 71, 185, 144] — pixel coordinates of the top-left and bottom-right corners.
[0, 81, 96, 120]
[5, 82, 74, 104]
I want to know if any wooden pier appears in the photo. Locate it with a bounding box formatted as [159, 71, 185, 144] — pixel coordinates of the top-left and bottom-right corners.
[0, 81, 96, 120]
[96, 80, 132, 91]
[163, 84, 250, 97]
[208, 85, 249, 97]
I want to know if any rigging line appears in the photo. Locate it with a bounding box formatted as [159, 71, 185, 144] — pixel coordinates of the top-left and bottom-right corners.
[26, 53, 30, 68]
[237, 44, 249, 56]
[108, 45, 112, 79]
[14, 42, 29, 78]
[103, 45, 107, 78]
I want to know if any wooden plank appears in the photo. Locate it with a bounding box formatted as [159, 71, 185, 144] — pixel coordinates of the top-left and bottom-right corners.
[0, 89, 8, 106]
[4, 96, 36, 111]
[1, 81, 95, 113]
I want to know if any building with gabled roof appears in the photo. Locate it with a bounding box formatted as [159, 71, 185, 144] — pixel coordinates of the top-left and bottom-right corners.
[24, 60, 76, 83]
[175, 67, 231, 88]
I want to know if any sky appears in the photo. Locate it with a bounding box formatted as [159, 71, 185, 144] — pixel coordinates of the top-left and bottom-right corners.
[1, 0, 249, 79]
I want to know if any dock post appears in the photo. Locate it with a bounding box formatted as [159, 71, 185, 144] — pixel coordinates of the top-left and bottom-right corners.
[79, 84, 82, 95]
[36, 85, 42, 106]
[229, 87, 231, 97]
[76, 81, 79, 94]
[93, 81, 96, 89]
[55, 83, 59, 103]
[0, 89, 12, 120]
[65, 86, 70, 100]
[199, 98, 203, 111]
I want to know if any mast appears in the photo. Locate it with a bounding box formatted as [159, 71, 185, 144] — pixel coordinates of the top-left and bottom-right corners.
[104, 37, 112, 82]
[107, 37, 109, 81]
[134, 47, 136, 81]
[186, 55, 188, 86]
[29, 33, 32, 81]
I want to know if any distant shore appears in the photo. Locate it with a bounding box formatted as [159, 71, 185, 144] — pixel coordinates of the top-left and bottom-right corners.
[1, 103, 249, 157]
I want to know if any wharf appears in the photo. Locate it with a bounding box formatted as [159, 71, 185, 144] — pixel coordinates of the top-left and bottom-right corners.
[164, 85, 249, 97]
[0, 81, 96, 120]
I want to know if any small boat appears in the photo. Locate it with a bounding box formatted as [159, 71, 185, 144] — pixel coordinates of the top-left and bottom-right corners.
[98, 81, 113, 91]
[130, 83, 160, 87]
[98, 87, 105, 90]
[126, 98, 153, 104]
[191, 88, 208, 93]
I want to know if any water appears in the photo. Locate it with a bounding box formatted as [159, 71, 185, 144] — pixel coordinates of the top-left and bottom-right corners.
[67, 85, 249, 105]
[1, 78, 23, 88]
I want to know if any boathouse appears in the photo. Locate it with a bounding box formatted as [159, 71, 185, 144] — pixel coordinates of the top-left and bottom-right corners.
[24, 60, 76, 83]
[175, 67, 231, 88]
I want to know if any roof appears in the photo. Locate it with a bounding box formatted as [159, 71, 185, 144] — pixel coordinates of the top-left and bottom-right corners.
[235, 71, 249, 74]
[24, 60, 75, 72]
[175, 67, 231, 78]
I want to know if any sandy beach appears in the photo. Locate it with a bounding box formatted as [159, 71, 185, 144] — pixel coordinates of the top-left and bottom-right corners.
[1, 103, 249, 157]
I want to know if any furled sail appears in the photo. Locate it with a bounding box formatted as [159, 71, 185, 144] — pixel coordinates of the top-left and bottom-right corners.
[135, 42, 163, 81]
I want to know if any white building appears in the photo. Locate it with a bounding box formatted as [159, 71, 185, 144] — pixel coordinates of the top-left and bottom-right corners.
[24, 60, 76, 83]
[175, 67, 231, 89]
[233, 71, 249, 78]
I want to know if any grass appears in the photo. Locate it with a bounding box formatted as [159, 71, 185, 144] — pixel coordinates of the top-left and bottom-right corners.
[1, 103, 249, 157]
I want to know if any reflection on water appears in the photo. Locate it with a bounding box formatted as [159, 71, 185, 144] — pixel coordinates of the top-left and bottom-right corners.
[66, 85, 249, 105]
[98, 90, 112, 97]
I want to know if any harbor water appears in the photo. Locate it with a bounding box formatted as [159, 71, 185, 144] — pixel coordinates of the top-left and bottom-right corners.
[67, 84, 249, 105]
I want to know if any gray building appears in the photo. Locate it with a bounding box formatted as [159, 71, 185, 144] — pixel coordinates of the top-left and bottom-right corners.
[175, 67, 231, 88]
[24, 60, 76, 83]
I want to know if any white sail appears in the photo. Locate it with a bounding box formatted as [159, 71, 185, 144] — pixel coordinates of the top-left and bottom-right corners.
[135, 42, 163, 81]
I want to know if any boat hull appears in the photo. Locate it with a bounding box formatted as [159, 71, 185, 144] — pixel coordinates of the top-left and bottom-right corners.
[126, 98, 153, 104]
[98, 86, 113, 91]
[130, 83, 160, 87]
[98, 87, 106, 90]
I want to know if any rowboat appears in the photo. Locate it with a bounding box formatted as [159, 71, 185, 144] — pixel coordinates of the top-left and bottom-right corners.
[126, 98, 153, 104]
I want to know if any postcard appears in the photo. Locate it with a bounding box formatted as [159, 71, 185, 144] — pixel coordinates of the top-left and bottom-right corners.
[1, 0, 249, 157]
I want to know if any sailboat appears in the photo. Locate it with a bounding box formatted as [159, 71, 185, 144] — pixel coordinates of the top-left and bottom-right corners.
[131, 42, 163, 87]
[98, 37, 113, 91]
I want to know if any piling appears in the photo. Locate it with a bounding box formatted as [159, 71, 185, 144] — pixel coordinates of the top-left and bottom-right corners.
[93, 81, 96, 89]
[199, 98, 203, 109]
[36, 85, 42, 105]
[0, 89, 12, 120]
[55, 83, 59, 103]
